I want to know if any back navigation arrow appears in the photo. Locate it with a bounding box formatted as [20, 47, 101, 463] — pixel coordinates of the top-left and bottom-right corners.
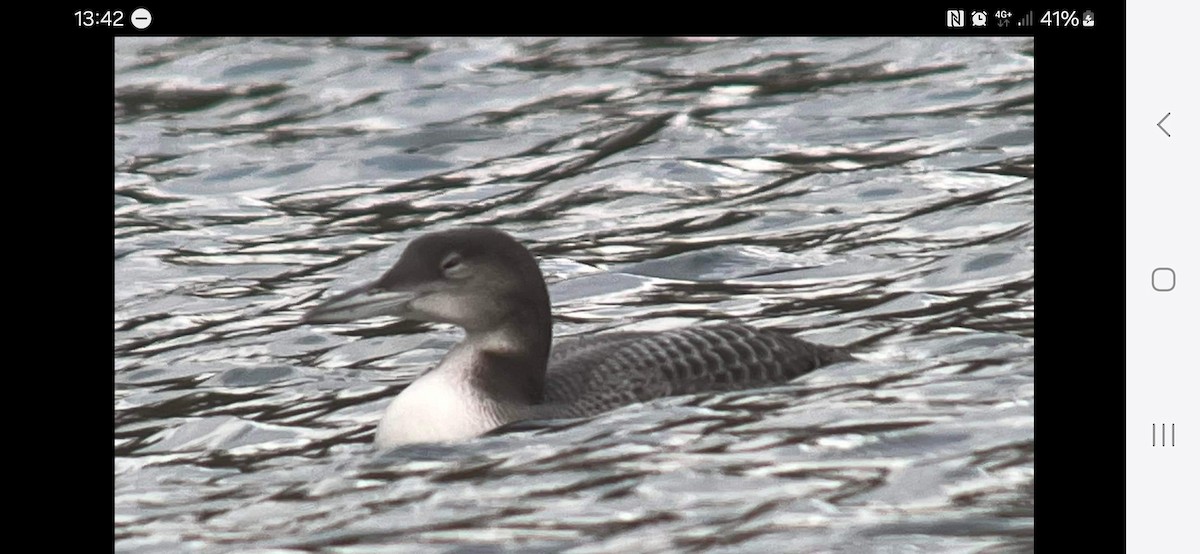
[1157, 112, 1172, 137]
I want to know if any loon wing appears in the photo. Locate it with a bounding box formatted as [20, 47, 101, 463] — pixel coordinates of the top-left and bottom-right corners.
[541, 323, 852, 417]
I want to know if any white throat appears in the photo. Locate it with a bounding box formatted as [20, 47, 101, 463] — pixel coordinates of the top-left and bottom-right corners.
[373, 339, 527, 448]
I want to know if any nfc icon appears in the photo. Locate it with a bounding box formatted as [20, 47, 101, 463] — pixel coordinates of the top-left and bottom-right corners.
[947, 10, 965, 28]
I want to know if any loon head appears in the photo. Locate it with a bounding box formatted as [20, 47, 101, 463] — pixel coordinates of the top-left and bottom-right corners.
[304, 227, 551, 338]
[305, 228, 554, 446]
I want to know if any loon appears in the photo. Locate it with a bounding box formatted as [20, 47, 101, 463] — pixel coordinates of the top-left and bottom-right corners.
[304, 227, 853, 447]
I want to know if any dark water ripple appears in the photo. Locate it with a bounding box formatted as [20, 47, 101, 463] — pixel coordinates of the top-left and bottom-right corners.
[115, 37, 1033, 552]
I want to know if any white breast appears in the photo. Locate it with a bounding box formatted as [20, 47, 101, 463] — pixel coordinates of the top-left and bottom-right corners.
[374, 350, 500, 447]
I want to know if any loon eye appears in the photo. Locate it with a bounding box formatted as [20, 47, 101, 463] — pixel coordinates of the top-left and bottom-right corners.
[441, 254, 464, 276]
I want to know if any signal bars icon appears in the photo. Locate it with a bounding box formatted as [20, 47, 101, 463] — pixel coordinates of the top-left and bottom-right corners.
[1152, 423, 1175, 447]
[1016, 11, 1034, 26]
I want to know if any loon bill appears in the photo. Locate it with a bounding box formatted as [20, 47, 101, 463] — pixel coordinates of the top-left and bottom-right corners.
[304, 227, 853, 448]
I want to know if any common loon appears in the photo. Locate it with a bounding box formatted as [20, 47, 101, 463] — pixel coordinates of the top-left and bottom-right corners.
[304, 227, 853, 447]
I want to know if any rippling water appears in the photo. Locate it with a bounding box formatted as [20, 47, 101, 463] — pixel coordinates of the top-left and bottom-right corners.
[115, 37, 1034, 552]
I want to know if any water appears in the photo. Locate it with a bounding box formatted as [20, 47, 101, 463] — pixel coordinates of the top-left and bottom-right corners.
[115, 37, 1034, 552]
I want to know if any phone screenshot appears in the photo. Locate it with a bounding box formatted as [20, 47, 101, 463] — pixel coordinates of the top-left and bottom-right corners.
[91, 6, 1172, 552]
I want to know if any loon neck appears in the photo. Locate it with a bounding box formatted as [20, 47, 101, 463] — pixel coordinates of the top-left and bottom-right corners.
[374, 312, 550, 447]
[458, 308, 551, 406]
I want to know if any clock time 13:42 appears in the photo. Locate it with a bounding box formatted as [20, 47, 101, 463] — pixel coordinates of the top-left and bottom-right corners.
[75, 10, 124, 27]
